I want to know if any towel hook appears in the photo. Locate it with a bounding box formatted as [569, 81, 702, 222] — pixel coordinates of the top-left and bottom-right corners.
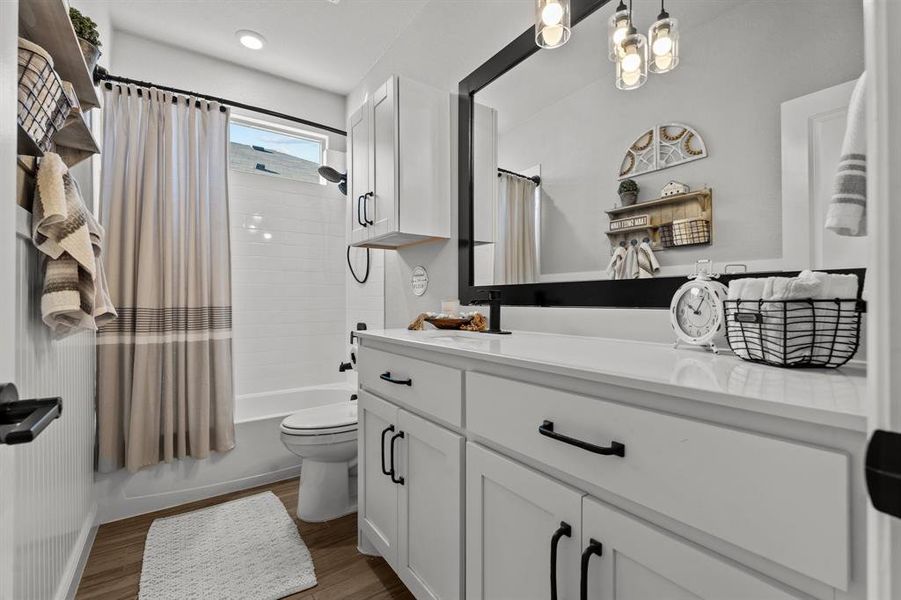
[619, 240, 627, 247]
[630, 239, 638, 246]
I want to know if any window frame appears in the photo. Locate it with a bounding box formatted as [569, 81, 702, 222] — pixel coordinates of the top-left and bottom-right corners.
[228, 114, 329, 185]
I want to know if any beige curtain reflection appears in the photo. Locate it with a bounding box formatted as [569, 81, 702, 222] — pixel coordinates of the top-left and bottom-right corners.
[495, 173, 538, 284]
[96, 85, 235, 473]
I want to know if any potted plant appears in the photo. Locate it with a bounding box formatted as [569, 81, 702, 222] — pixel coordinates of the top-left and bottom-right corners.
[69, 7, 102, 74]
[618, 179, 639, 206]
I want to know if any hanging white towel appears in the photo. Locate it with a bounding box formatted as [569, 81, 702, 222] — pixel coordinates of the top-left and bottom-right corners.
[606, 245, 627, 280]
[623, 244, 639, 279]
[825, 72, 867, 237]
[637, 241, 659, 279]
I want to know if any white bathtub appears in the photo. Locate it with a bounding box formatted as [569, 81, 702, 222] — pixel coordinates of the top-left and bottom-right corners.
[95, 383, 356, 523]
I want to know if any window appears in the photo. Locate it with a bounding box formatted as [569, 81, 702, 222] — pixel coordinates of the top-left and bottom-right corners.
[229, 116, 326, 184]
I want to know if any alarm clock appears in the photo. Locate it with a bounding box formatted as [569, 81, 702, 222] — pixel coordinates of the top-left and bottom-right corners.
[670, 261, 728, 353]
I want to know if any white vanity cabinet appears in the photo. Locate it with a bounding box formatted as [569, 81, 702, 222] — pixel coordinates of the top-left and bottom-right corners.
[358, 389, 463, 600]
[347, 75, 450, 249]
[357, 330, 868, 600]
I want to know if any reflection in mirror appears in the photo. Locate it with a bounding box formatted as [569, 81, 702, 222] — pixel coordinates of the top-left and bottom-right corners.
[472, 0, 864, 287]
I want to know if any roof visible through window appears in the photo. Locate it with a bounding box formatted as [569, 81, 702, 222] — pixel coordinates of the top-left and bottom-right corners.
[229, 118, 325, 184]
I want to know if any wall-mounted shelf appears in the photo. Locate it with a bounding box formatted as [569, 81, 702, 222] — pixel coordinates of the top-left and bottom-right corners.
[18, 0, 100, 109]
[605, 188, 713, 252]
[53, 113, 100, 166]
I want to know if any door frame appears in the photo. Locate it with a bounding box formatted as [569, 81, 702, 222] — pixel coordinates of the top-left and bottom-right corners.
[864, 0, 901, 597]
[0, 1, 20, 596]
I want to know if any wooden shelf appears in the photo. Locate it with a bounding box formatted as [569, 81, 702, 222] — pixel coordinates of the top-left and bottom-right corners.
[606, 188, 712, 217]
[18, 0, 101, 109]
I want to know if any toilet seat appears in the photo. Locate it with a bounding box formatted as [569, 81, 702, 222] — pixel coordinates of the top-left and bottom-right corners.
[281, 401, 358, 436]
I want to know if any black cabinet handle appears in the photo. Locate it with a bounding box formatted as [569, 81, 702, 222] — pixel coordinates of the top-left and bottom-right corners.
[579, 539, 604, 600]
[539, 420, 625, 457]
[380, 424, 395, 477]
[357, 195, 368, 227]
[550, 521, 572, 600]
[363, 191, 374, 225]
[380, 371, 412, 386]
[389, 431, 405, 485]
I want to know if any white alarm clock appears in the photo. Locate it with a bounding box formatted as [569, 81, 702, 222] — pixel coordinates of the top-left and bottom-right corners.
[670, 260, 728, 353]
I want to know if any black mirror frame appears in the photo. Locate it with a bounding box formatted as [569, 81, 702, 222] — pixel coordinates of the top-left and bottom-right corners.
[457, 0, 864, 308]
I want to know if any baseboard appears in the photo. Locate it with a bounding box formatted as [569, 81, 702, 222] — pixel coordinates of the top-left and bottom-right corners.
[57, 503, 98, 600]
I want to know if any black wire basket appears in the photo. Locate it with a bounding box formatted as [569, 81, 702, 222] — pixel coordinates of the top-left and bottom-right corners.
[724, 298, 865, 368]
[17, 37, 72, 154]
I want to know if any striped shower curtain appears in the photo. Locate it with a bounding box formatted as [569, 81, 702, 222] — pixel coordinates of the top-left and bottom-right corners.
[96, 85, 235, 473]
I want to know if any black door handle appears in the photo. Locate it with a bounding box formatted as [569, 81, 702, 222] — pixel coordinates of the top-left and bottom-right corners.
[363, 191, 374, 225]
[389, 431, 405, 485]
[539, 420, 625, 457]
[380, 424, 395, 477]
[579, 539, 604, 600]
[380, 371, 412, 386]
[550, 521, 572, 600]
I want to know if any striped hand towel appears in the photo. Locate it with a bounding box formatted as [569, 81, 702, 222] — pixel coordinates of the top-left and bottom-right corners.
[825, 73, 867, 237]
[32, 152, 116, 335]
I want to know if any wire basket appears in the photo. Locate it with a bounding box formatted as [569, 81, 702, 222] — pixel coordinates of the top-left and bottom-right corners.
[724, 298, 865, 368]
[17, 37, 72, 154]
[670, 217, 710, 247]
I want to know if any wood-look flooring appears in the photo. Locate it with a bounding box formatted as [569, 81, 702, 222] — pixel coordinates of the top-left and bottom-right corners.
[75, 478, 414, 600]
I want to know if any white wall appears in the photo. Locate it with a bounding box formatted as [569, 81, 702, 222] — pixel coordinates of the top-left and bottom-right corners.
[348, 0, 866, 336]
[230, 171, 347, 396]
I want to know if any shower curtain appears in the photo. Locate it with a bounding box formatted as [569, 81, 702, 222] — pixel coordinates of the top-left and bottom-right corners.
[96, 85, 235, 473]
[494, 173, 539, 284]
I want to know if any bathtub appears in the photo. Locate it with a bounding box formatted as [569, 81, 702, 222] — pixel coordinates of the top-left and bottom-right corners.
[95, 382, 356, 523]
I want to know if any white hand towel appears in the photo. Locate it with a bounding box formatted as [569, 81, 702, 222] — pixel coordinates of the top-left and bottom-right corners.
[623, 245, 639, 279]
[825, 72, 867, 237]
[606, 246, 627, 280]
[637, 241, 659, 279]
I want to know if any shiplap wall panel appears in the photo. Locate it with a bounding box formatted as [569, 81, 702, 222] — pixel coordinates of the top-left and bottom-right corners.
[11, 210, 95, 600]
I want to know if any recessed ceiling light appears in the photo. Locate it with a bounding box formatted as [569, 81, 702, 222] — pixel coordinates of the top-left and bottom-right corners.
[236, 30, 265, 50]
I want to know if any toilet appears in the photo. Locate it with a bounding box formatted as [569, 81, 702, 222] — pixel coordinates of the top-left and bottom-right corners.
[280, 400, 358, 522]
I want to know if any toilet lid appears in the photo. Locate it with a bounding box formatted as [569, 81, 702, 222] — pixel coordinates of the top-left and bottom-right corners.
[281, 401, 358, 435]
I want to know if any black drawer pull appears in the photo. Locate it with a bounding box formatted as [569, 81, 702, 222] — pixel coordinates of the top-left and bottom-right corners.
[363, 191, 374, 225]
[539, 420, 625, 457]
[380, 424, 395, 477]
[579, 539, 604, 600]
[550, 521, 572, 600]
[380, 371, 412, 386]
[389, 431, 405, 485]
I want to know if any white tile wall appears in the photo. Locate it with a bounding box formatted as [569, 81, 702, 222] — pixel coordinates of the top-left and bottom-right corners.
[9, 209, 96, 600]
[229, 171, 348, 397]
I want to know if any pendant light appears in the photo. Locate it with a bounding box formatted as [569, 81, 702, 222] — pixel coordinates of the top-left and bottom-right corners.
[615, 0, 647, 90]
[607, 0, 630, 61]
[649, 0, 679, 73]
[535, 0, 571, 49]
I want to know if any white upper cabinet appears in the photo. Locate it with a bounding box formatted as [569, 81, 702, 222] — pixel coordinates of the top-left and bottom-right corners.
[347, 75, 450, 249]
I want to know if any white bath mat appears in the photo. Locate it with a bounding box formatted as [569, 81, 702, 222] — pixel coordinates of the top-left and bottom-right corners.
[138, 491, 317, 600]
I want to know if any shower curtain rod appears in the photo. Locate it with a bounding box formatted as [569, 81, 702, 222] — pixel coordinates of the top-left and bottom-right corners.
[497, 167, 541, 186]
[93, 67, 347, 137]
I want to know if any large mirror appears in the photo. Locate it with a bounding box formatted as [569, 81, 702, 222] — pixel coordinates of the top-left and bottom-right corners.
[461, 0, 865, 305]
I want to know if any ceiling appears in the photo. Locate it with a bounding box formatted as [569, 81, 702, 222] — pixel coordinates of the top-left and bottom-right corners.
[100, 0, 431, 95]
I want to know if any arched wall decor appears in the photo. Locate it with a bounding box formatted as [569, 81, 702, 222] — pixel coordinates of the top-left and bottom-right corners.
[618, 123, 708, 180]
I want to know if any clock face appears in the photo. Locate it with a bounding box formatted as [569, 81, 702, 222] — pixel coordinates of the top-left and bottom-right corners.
[674, 285, 719, 341]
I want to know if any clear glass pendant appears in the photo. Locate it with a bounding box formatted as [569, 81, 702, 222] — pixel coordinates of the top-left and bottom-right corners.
[535, 0, 571, 49]
[607, 0, 630, 61]
[649, 12, 679, 73]
[616, 27, 648, 90]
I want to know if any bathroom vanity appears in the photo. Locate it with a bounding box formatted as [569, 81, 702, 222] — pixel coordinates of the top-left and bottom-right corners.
[355, 329, 867, 600]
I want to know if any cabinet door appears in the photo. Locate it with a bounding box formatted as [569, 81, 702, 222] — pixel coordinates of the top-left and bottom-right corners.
[348, 103, 371, 244]
[580, 497, 804, 600]
[395, 409, 463, 600]
[369, 76, 398, 239]
[467, 443, 583, 600]
[358, 391, 400, 566]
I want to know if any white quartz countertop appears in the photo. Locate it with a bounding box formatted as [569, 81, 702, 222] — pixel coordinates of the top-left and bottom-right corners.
[357, 329, 868, 432]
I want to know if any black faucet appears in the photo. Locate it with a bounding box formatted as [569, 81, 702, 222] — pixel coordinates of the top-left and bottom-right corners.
[473, 290, 511, 335]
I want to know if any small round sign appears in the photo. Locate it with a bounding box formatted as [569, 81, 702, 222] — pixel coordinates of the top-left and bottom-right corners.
[411, 265, 429, 297]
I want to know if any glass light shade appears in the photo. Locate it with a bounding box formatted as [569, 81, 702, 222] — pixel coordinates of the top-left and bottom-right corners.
[615, 31, 648, 90]
[649, 16, 679, 73]
[607, 7, 630, 61]
[535, 0, 571, 49]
